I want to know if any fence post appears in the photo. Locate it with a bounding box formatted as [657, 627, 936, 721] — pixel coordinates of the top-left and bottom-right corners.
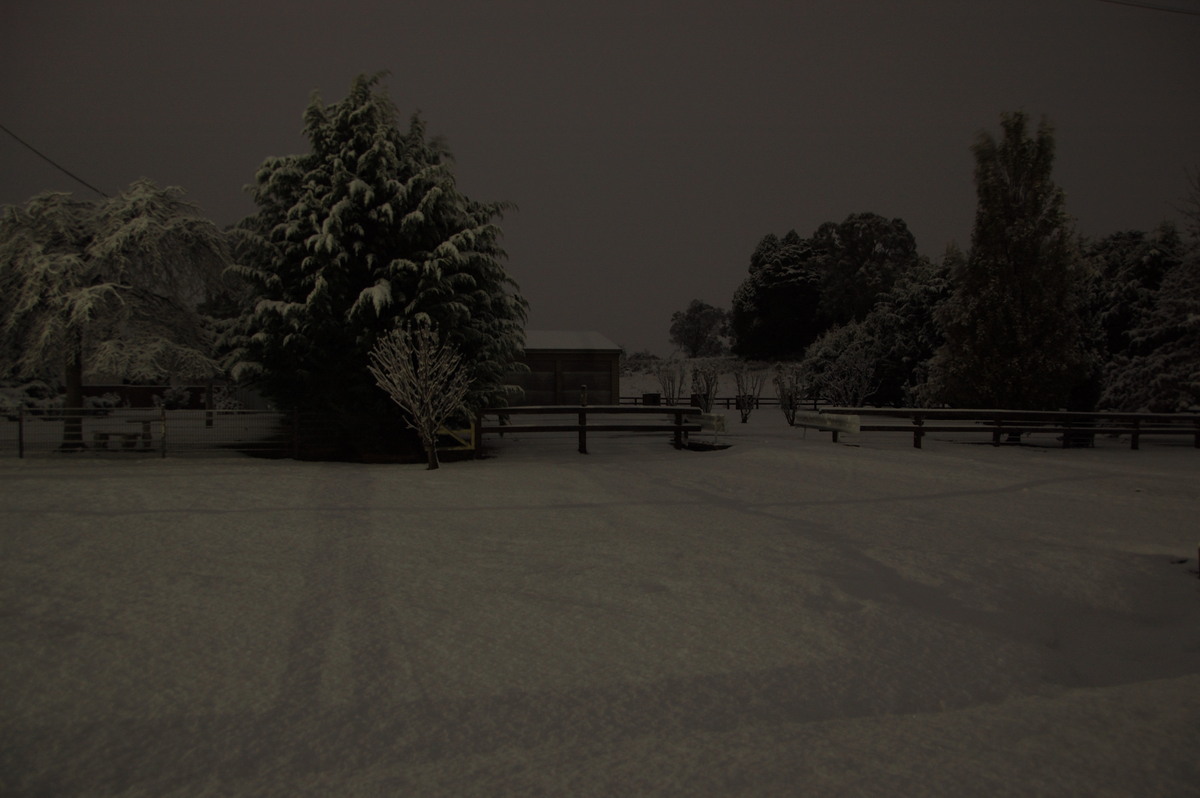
[578, 385, 587, 454]
[160, 405, 167, 458]
[292, 409, 300, 460]
[18, 407, 24, 458]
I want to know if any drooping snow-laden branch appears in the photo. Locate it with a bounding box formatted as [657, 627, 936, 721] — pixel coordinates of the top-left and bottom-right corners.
[367, 322, 472, 468]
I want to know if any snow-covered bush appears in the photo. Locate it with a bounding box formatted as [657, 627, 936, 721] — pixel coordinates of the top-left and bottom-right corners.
[690, 361, 720, 413]
[153, 386, 192, 410]
[84, 392, 122, 416]
[0, 380, 64, 419]
[731, 362, 768, 423]
[368, 322, 472, 470]
[800, 322, 881, 407]
[773, 364, 806, 426]
[655, 360, 687, 406]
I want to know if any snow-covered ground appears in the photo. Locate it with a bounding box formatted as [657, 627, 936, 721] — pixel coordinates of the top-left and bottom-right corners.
[3, 408, 1199, 796]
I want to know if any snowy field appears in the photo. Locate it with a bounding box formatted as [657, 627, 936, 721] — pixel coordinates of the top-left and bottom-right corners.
[2, 410, 1199, 796]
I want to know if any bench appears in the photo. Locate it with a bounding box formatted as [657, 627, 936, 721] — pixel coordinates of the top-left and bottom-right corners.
[91, 416, 156, 451]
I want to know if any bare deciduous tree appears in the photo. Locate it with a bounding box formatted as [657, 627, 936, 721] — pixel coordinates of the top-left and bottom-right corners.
[773, 364, 806, 426]
[655, 359, 687, 406]
[368, 323, 471, 469]
[690, 360, 720, 413]
[732, 362, 767, 423]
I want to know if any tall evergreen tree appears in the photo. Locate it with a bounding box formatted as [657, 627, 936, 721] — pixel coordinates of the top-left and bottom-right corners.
[228, 74, 527, 442]
[925, 112, 1092, 409]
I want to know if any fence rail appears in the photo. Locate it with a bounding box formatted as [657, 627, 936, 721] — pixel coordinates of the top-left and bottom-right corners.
[806, 407, 1200, 449]
[476, 405, 702, 453]
[2, 408, 294, 458]
[620, 394, 828, 410]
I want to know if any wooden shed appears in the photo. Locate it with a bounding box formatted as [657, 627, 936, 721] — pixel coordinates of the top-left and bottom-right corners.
[511, 330, 622, 405]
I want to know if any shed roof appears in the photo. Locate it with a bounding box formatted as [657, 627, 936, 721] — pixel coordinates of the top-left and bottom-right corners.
[522, 330, 621, 352]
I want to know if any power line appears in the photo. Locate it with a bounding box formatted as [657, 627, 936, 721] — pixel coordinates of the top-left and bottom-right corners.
[0, 122, 110, 199]
[1094, 0, 1200, 15]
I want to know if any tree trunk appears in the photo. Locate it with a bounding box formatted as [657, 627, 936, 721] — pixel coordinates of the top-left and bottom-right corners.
[61, 345, 85, 451]
[421, 428, 440, 469]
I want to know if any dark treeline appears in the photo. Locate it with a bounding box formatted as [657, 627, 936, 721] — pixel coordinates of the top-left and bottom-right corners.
[676, 112, 1199, 412]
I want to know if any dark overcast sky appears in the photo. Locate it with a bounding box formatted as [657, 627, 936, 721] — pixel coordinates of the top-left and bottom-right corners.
[3, 0, 1198, 354]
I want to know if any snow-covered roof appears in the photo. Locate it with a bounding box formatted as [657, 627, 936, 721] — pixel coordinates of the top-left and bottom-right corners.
[522, 330, 621, 352]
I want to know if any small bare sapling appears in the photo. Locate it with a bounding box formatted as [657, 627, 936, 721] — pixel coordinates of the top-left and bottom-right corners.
[690, 361, 719, 413]
[368, 322, 472, 469]
[773, 364, 806, 426]
[732, 363, 767, 422]
[655, 359, 687, 406]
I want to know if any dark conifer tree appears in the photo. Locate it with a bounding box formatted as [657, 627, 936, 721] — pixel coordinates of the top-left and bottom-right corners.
[228, 74, 527, 444]
[926, 112, 1092, 409]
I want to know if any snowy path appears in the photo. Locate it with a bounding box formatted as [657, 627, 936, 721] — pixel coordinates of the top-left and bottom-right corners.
[2, 419, 1199, 796]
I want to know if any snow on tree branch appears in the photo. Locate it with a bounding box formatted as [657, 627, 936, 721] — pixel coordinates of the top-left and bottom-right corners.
[367, 321, 472, 469]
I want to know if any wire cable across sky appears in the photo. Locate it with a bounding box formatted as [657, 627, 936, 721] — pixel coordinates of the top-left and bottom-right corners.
[1094, 0, 1200, 15]
[0, 122, 109, 198]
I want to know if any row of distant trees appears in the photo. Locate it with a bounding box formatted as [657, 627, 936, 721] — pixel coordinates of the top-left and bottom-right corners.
[668, 112, 1199, 412]
[0, 74, 527, 463]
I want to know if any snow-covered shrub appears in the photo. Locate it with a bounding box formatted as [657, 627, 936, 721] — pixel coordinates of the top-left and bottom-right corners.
[207, 385, 244, 411]
[773, 365, 806, 426]
[153, 386, 192, 410]
[801, 322, 881, 407]
[690, 361, 719, 413]
[655, 360, 687, 406]
[731, 362, 768, 423]
[368, 322, 472, 470]
[84, 392, 123, 416]
[0, 380, 64, 418]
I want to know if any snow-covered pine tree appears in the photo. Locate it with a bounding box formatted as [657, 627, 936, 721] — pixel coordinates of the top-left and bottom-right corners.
[730, 215, 921, 362]
[0, 180, 230, 448]
[228, 74, 527, 447]
[925, 112, 1093, 410]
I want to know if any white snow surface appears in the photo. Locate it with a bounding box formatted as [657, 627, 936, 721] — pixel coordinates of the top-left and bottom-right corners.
[2, 410, 1199, 796]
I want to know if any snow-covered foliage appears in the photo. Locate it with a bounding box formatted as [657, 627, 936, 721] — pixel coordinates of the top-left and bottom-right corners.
[925, 112, 1093, 410]
[730, 230, 823, 360]
[1085, 225, 1182, 362]
[227, 74, 527, 423]
[730, 215, 921, 360]
[0, 179, 231, 448]
[368, 322, 471, 469]
[800, 322, 881, 407]
[863, 252, 952, 406]
[1099, 254, 1200, 411]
